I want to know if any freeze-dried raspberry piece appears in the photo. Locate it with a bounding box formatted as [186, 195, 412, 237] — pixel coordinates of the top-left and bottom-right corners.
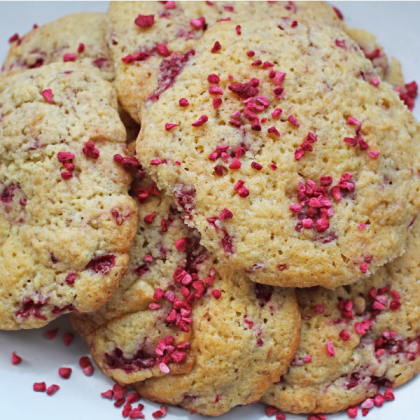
[46, 328, 59, 339]
[192, 115, 208, 127]
[33, 382, 46, 392]
[63, 333, 73, 346]
[86, 255, 116, 274]
[63, 53, 77, 62]
[78, 43, 85, 53]
[12, 352, 22, 365]
[211, 41, 221, 53]
[179, 98, 189, 107]
[135, 14, 154, 28]
[228, 83, 258, 99]
[101, 390, 113, 399]
[82, 141, 100, 159]
[46, 384, 60, 396]
[212, 289, 222, 299]
[58, 367, 72, 379]
[41, 89, 53, 103]
[165, 123, 178, 131]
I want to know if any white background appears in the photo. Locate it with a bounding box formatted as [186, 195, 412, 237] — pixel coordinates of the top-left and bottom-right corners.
[0, 2, 419, 419]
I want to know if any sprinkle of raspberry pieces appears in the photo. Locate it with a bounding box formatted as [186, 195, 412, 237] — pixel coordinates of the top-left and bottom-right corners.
[207, 74, 220, 84]
[41, 89, 53, 103]
[238, 187, 250, 197]
[390, 300, 401, 311]
[219, 208, 233, 220]
[344, 137, 358, 147]
[190, 17, 205, 29]
[46, 328, 59, 340]
[236, 25, 241, 35]
[273, 86, 284, 99]
[135, 14, 154, 28]
[144, 213, 157, 225]
[287, 115, 300, 127]
[347, 116, 361, 126]
[212, 289, 222, 299]
[46, 384, 60, 396]
[78, 43, 84, 53]
[63, 53, 77, 62]
[229, 158, 242, 169]
[211, 41, 221, 53]
[157, 42, 170, 57]
[340, 330, 350, 341]
[368, 150, 380, 159]
[165, 123, 178, 131]
[192, 115, 208, 127]
[63, 333, 73, 346]
[58, 367, 72, 379]
[384, 389, 395, 401]
[326, 341, 335, 357]
[115, 398, 126, 408]
[79, 356, 94, 376]
[12, 352, 22, 365]
[33, 382, 46, 392]
[82, 141, 100, 159]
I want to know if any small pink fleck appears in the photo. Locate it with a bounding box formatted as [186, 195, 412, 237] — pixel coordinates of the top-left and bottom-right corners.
[347, 116, 361, 126]
[384, 389, 395, 401]
[266, 406, 278, 416]
[371, 77, 380, 86]
[209, 85, 223, 95]
[179, 98, 189, 107]
[46, 328, 59, 340]
[347, 407, 358, 419]
[175, 238, 187, 252]
[236, 25, 241, 35]
[63, 53, 77, 62]
[33, 382, 46, 392]
[273, 72, 286, 85]
[190, 17, 205, 29]
[340, 330, 350, 341]
[192, 115, 208, 127]
[287, 115, 300, 127]
[149, 303, 161, 310]
[42, 89, 53, 103]
[272, 108, 282, 118]
[159, 362, 170, 374]
[273, 86, 284, 99]
[303, 355, 312, 363]
[251, 162, 263, 170]
[219, 208, 233, 220]
[78, 43, 85, 53]
[58, 367, 72, 379]
[376, 349, 385, 358]
[165, 123, 178, 131]
[368, 150, 380, 159]
[270, 164, 277, 170]
[135, 14, 155, 28]
[101, 390, 113, 399]
[267, 127, 280, 137]
[314, 305, 324, 314]
[12, 352, 22, 365]
[9, 33, 19, 43]
[229, 158, 242, 169]
[212, 289, 222, 299]
[326, 341, 335, 357]
[247, 51, 255, 57]
[252, 60, 262, 67]
[361, 399, 374, 410]
[358, 223, 366, 231]
[213, 97, 222, 109]
[144, 213, 157, 225]
[211, 41, 221, 53]
[46, 384, 60, 396]
[165, 0, 176, 9]
[360, 263, 368, 273]
[150, 159, 163, 165]
[238, 187, 249, 197]
[207, 74, 220, 84]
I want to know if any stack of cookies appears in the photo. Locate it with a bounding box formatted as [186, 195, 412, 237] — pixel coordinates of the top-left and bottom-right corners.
[1, 2, 419, 418]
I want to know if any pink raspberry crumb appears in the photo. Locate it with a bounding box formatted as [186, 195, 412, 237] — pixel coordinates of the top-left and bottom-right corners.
[360, 263, 368, 273]
[314, 305, 324, 314]
[347, 116, 361, 126]
[159, 362, 170, 373]
[213, 97, 222, 109]
[287, 115, 300, 127]
[236, 25, 241, 35]
[78, 43, 85, 53]
[12, 352, 22, 365]
[272, 108, 282, 118]
[130, 409, 145, 419]
[115, 398, 126, 407]
[268, 127, 280, 137]
[135, 14, 155, 28]
[276, 414, 286, 420]
[212, 289, 222, 299]
[58, 367, 72, 379]
[165, 123, 178, 131]
[101, 390, 113, 399]
[303, 355, 312, 363]
[358, 223, 366, 231]
[46, 328, 59, 340]
[41, 89, 53, 103]
[175, 238, 187, 252]
[251, 162, 263, 170]
[190, 17, 205, 29]
[368, 150, 380, 159]
[219, 208, 233, 220]
[265, 406, 279, 416]
[192, 115, 208, 127]
[326, 341, 335, 357]
[33, 382, 46, 392]
[371, 77, 380, 86]
[46, 384, 60, 396]
[347, 407, 358, 419]
[340, 330, 350, 341]
[179, 98, 189, 107]
[63, 53, 77, 62]
[211, 41, 221, 53]
[209, 85, 223, 95]
[384, 389, 395, 401]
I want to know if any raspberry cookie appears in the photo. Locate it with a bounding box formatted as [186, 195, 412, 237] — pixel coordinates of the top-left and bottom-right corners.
[137, 19, 420, 289]
[262, 217, 420, 415]
[2, 13, 115, 81]
[70, 172, 300, 416]
[107, 1, 343, 122]
[0, 63, 137, 330]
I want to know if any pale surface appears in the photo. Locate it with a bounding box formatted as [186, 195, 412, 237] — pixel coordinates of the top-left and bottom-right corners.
[0, 2, 419, 420]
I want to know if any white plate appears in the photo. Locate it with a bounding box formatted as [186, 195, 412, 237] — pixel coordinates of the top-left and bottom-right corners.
[0, 2, 419, 419]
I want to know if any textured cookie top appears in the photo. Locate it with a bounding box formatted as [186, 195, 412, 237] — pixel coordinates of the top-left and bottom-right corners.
[107, 0, 342, 122]
[137, 19, 420, 289]
[71, 171, 300, 416]
[0, 63, 137, 330]
[2, 13, 115, 81]
[263, 217, 420, 415]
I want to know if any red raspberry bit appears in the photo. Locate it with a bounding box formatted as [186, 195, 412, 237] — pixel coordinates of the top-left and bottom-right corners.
[214, 165, 224, 176]
[115, 398, 126, 408]
[269, 68, 276, 79]
[135, 14, 155, 28]
[302, 219, 313, 229]
[271, 109, 282, 119]
[376, 349, 385, 357]
[251, 118, 261, 131]
[219, 208, 233, 220]
[61, 171, 73, 180]
[179, 98, 189, 107]
[63, 333, 73, 346]
[149, 303, 161, 310]
[233, 180, 244, 190]
[273, 72, 286, 85]
[101, 390, 113, 399]
[373, 301, 386, 310]
[252, 60, 262, 67]
[340, 330, 350, 341]
[235, 146, 246, 157]
[326, 342, 335, 357]
[46, 384, 60, 396]
[247, 51, 255, 57]
[371, 77, 380, 86]
[347, 407, 358, 419]
[384, 389, 395, 401]
[123, 403, 133, 418]
[233, 24, 241, 35]
[390, 300, 401, 311]
[251, 162, 263, 170]
[320, 176, 332, 186]
[174, 161, 181, 166]
[273, 86, 285, 99]
[78, 43, 85, 53]
[360, 263, 368, 274]
[212, 289, 222, 299]
[238, 187, 250, 197]
[130, 410, 145, 419]
[228, 82, 258, 98]
[361, 399, 374, 410]
[9, 33, 19, 43]
[46, 328, 59, 340]
[256, 96, 270, 107]
[229, 158, 242, 169]
[265, 406, 279, 416]
[368, 150, 380, 159]
[165, 123, 178, 131]
[153, 288, 165, 301]
[159, 362, 170, 374]
[316, 218, 329, 232]
[63, 53, 77, 62]
[126, 394, 140, 404]
[113, 384, 128, 400]
[82, 141, 100, 159]
[294, 148, 304, 161]
[144, 213, 157, 225]
[347, 116, 361, 126]
[207, 74, 220, 84]
[63, 162, 74, 171]
[230, 111, 241, 119]
[42, 89, 53, 103]
[261, 118, 267, 123]
[289, 204, 302, 213]
[34, 382, 46, 392]
[165, 0, 176, 9]
[374, 394, 385, 407]
[344, 137, 358, 147]
[390, 290, 401, 299]
[276, 414, 286, 420]
[287, 115, 300, 127]
[314, 305, 324, 314]
[79, 356, 94, 376]
[12, 352, 22, 365]
[213, 97, 222, 109]
[301, 355, 312, 363]
[268, 127, 280, 137]
[157, 42, 170, 57]
[263, 61, 274, 70]
[190, 17, 205, 29]
[211, 41, 221, 53]
[192, 115, 208, 127]
[358, 139, 369, 150]
[175, 238, 187, 252]
[58, 367, 72, 379]
[209, 85, 223, 95]
[331, 186, 342, 202]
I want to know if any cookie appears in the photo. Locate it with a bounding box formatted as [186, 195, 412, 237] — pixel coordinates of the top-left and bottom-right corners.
[262, 216, 420, 415]
[2, 13, 115, 81]
[107, 1, 343, 122]
[0, 62, 137, 330]
[70, 171, 300, 416]
[136, 19, 420, 289]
